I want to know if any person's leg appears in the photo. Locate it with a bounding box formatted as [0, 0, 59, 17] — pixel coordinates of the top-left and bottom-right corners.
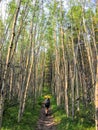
[45, 107, 48, 115]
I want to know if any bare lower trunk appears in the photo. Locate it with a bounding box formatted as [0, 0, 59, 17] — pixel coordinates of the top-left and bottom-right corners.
[0, 92, 3, 127]
[9, 68, 13, 100]
[95, 56, 98, 130]
[64, 61, 69, 117]
[76, 69, 79, 111]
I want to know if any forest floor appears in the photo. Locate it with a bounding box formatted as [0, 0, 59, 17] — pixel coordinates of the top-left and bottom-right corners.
[35, 103, 56, 130]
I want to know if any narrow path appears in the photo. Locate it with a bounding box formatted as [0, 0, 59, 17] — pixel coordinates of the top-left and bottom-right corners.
[35, 103, 56, 130]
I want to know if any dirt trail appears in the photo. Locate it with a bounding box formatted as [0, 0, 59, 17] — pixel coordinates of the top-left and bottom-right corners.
[35, 104, 56, 130]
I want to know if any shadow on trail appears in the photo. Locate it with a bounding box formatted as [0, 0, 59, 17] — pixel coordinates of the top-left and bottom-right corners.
[35, 104, 56, 130]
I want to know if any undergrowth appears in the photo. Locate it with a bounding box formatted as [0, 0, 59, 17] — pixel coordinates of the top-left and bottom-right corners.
[1, 99, 41, 130]
[2, 85, 95, 130]
[51, 97, 95, 130]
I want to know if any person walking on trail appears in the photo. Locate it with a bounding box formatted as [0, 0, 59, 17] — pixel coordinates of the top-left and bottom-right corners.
[44, 97, 50, 116]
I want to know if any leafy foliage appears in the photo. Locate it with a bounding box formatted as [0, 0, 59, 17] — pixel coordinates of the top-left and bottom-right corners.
[2, 101, 41, 130]
[52, 99, 95, 130]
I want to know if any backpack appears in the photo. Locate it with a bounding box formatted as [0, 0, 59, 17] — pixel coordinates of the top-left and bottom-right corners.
[45, 98, 50, 107]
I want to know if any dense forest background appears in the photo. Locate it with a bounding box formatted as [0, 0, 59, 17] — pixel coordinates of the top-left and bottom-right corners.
[0, 0, 98, 130]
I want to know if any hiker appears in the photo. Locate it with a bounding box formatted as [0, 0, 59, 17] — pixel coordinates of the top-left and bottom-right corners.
[44, 98, 50, 116]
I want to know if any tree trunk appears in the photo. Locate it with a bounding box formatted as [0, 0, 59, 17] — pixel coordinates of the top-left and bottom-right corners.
[54, 31, 61, 106]
[0, 1, 21, 127]
[95, 55, 98, 130]
[18, 19, 34, 122]
[95, 1, 98, 129]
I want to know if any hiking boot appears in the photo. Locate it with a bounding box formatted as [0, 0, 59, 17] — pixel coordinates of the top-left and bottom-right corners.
[46, 113, 48, 116]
